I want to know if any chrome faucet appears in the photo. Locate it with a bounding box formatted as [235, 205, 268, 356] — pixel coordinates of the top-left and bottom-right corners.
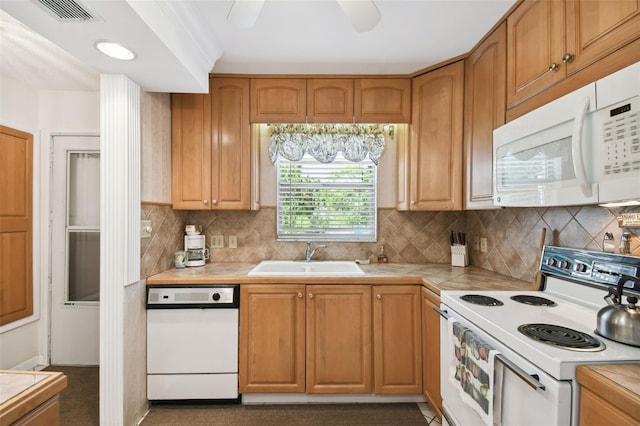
[305, 241, 327, 261]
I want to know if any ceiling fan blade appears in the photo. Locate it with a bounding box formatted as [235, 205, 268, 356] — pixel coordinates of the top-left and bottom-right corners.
[336, 0, 381, 33]
[227, 0, 265, 29]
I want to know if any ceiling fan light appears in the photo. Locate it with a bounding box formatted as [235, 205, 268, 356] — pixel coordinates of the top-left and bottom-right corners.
[337, 0, 381, 33]
[227, 0, 265, 29]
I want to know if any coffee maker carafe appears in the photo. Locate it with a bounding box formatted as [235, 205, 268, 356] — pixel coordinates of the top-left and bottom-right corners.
[184, 234, 208, 267]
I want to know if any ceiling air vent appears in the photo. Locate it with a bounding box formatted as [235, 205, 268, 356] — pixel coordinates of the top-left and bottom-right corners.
[35, 0, 100, 22]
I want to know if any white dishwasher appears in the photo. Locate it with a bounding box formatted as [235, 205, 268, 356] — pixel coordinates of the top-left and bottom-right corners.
[146, 284, 239, 401]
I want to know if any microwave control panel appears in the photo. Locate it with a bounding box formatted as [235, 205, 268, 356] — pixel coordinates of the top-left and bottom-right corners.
[601, 96, 640, 177]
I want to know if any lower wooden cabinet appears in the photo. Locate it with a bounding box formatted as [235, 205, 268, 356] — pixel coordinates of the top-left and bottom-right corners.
[421, 287, 442, 421]
[373, 285, 422, 395]
[239, 285, 306, 393]
[240, 284, 423, 395]
[307, 285, 372, 394]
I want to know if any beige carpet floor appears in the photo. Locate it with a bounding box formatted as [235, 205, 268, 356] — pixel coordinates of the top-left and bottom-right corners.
[141, 403, 429, 425]
[44, 366, 429, 425]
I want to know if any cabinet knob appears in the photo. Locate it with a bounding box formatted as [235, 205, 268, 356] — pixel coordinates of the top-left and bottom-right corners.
[562, 53, 575, 63]
[376, 294, 382, 300]
[308, 293, 314, 299]
[212, 199, 218, 205]
[203, 199, 208, 205]
[548, 62, 560, 72]
[411, 200, 416, 205]
[298, 292, 303, 298]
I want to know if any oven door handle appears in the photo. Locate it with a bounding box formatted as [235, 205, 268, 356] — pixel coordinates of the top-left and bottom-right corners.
[495, 353, 546, 391]
[434, 306, 451, 319]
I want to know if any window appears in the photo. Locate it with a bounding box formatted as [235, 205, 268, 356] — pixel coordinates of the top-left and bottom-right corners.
[277, 152, 377, 242]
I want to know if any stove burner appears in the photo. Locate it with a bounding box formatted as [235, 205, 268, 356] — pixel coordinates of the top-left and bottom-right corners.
[518, 323, 605, 352]
[510, 295, 557, 306]
[460, 294, 504, 306]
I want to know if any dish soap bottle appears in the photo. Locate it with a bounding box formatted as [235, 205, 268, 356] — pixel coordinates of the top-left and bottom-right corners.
[377, 245, 388, 263]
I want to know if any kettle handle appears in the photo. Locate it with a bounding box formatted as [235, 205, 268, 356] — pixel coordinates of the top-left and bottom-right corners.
[616, 275, 640, 299]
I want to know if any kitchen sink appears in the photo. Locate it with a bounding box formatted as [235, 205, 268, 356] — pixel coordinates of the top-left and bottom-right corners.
[247, 260, 365, 276]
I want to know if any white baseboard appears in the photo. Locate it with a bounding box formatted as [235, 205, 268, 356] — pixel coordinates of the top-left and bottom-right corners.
[10, 356, 41, 371]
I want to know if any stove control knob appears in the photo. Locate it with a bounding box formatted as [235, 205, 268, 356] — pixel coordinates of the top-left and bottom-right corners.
[560, 260, 571, 269]
[546, 258, 558, 267]
[575, 263, 588, 273]
[212, 293, 221, 301]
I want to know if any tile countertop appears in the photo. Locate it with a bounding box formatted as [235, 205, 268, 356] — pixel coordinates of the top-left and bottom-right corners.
[0, 370, 67, 424]
[146, 262, 531, 295]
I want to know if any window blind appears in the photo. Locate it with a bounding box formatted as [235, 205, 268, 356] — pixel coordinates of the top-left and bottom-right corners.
[277, 153, 377, 242]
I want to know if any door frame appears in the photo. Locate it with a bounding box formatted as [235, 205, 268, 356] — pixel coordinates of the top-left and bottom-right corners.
[44, 131, 100, 366]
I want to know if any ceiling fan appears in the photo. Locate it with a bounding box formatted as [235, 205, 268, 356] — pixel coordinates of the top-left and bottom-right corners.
[227, 0, 381, 33]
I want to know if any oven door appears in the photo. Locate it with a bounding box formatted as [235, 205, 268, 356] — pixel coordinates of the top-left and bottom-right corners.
[439, 305, 572, 426]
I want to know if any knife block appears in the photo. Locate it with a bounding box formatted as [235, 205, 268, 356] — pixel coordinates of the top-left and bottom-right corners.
[451, 245, 469, 267]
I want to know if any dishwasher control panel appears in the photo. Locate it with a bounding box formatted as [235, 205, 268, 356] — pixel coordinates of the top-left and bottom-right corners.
[146, 285, 239, 309]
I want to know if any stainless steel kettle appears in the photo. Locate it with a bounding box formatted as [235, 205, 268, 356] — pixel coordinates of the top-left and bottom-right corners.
[595, 275, 640, 347]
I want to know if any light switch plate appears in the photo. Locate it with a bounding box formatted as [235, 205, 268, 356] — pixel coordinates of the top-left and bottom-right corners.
[229, 235, 238, 249]
[141, 220, 152, 238]
[480, 237, 488, 253]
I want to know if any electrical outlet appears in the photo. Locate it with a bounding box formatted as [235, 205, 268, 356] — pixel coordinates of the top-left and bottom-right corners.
[228, 235, 238, 249]
[474, 236, 480, 251]
[480, 237, 488, 253]
[211, 235, 224, 248]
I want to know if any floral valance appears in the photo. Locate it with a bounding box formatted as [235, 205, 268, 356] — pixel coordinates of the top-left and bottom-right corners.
[268, 124, 393, 165]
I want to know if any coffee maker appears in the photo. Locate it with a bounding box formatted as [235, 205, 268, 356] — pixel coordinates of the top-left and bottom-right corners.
[184, 234, 208, 267]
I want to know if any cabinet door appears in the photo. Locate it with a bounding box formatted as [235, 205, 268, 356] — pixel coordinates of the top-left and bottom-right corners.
[211, 77, 251, 209]
[579, 387, 638, 426]
[0, 126, 33, 325]
[565, 0, 640, 76]
[250, 79, 307, 123]
[422, 287, 442, 421]
[410, 61, 464, 211]
[306, 285, 372, 394]
[171, 92, 212, 209]
[307, 79, 354, 123]
[239, 285, 306, 393]
[464, 23, 506, 210]
[373, 285, 422, 395]
[354, 79, 411, 123]
[506, 0, 566, 109]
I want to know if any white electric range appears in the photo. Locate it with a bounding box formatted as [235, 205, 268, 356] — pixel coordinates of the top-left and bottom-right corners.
[439, 246, 640, 426]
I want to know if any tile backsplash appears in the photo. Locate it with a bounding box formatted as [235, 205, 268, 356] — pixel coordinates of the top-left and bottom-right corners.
[141, 204, 639, 282]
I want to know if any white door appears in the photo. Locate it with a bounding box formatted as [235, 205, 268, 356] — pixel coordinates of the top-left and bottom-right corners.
[50, 135, 100, 365]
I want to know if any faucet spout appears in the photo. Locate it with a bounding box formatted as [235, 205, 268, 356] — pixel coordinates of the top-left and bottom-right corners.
[306, 241, 327, 261]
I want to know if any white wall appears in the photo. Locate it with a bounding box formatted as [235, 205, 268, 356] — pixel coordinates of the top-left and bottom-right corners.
[0, 73, 99, 370]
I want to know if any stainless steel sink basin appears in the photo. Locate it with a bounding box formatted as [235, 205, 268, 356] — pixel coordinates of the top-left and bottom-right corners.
[248, 260, 365, 276]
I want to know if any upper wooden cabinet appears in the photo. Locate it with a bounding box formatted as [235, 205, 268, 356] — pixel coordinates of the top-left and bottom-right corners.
[354, 79, 411, 123]
[307, 79, 354, 123]
[507, 0, 640, 111]
[406, 61, 464, 211]
[250, 77, 411, 123]
[250, 78, 307, 123]
[172, 77, 252, 210]
[464, 23, 506, 210]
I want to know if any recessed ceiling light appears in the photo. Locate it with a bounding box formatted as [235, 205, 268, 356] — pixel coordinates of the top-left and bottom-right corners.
[95, 41, 135, 61]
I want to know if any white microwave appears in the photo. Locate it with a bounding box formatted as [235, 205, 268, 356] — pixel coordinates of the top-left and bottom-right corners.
[493, 61, 640, 207]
